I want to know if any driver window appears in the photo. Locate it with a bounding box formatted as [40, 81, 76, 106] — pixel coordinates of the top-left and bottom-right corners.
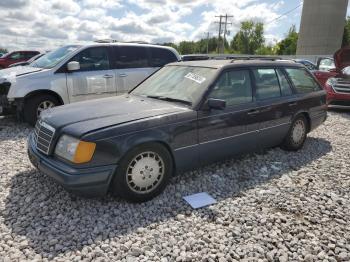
[71, 47, 110, 72]
[209, 70, 253, 107]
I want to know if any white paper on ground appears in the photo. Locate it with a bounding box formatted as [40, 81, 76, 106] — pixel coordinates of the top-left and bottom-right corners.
[183, 192, 217, 209]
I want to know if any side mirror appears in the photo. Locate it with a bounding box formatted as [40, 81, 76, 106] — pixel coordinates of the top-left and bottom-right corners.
[67, 61, 80, 71]
[207, 98, 226, 110]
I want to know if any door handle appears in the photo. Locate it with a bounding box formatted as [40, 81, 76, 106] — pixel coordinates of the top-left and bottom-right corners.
[119, 73, 127, 77]
[103, 74, 113, 78]
[288, 102, 298, 107]
[247, 109, 260, 115]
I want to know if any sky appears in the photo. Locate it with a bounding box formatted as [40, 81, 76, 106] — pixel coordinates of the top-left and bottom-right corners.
[0, 0, 348, 52]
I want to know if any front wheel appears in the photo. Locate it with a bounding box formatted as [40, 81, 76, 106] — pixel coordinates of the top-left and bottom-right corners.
[111, 143, 173, 202]
[281, 115, 308, 151]
[24, 94, 59, 126]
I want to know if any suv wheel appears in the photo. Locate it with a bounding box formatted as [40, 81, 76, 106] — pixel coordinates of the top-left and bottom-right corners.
[111, 143, 173, 202]
[281, 115, 308, 151]
[24, 94, 59, 126]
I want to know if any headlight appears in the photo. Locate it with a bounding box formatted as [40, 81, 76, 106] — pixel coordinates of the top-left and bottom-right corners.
[54, 135, 96, 164]
[326, 77, 337, 87]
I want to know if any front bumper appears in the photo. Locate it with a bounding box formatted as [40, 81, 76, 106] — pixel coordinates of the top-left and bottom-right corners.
[27, 134, 117, 197]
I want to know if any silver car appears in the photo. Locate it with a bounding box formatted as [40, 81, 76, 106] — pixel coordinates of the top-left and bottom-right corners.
[0, 42, 180, 125]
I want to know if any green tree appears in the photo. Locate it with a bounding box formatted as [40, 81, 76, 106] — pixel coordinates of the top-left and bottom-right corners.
[275, 25, 298, 55]
[0, 47, 8, 54]
[342, 16, 350, 47]
[177, 41, 196, 54]
[230, 21, 265, 54]
[255, 45, 276, 55]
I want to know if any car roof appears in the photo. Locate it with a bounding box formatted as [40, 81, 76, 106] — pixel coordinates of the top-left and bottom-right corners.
[82, 42, 177, 51]
[167, 59, 301, 69]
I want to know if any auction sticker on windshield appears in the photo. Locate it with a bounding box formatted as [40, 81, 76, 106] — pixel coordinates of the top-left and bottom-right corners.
[185, 72, 206, 84]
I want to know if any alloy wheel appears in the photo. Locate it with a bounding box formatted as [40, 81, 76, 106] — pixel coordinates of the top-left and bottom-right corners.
[126, 151, 165, 194]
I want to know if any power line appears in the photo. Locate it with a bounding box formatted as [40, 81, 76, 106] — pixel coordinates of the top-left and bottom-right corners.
[267, 2, 303, 25]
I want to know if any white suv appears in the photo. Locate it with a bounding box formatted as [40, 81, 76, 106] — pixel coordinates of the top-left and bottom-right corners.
[0, 42, 180, 125]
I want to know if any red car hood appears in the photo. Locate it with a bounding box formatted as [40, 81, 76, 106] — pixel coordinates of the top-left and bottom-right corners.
[334, 46, 350, 70]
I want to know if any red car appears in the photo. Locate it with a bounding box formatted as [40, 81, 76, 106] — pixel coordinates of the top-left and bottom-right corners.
[313, 46, 350, 108]
[0, 50, 40, 69]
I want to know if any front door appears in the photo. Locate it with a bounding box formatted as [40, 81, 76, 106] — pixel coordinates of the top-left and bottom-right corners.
[66, 47, 117, 103]
[113, 46, 157, 94]
[197, 69, 260, 165]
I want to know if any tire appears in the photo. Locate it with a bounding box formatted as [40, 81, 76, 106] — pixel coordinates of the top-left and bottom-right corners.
[24, 94, 59, 126]
[281, 115, 308, 151]
[111, 143, 173, 202]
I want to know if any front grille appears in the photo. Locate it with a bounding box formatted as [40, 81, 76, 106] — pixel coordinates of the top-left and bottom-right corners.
[333, 78, 350, 94]
[34, 120, 55, 155]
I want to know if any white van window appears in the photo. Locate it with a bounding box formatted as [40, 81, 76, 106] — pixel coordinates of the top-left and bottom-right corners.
[115, 46, 149, 69]
[71, 47, 110, 72]
[149, 48, 178, 67]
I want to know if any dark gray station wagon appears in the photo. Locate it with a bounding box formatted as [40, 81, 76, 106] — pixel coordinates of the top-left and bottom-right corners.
[28, 59, 327, 202]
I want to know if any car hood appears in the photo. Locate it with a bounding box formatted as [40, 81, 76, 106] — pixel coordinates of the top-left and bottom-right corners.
[334, 46, 350, 70]
[0, 66, 42, 82]
[41, 95, 190, 136]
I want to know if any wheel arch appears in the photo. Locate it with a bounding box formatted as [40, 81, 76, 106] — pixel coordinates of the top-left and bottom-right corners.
[127, 140, 176, 175]
[24, 90, 64, 105]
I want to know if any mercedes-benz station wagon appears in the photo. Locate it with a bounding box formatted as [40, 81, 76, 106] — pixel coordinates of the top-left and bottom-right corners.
[28, 59, 327, 202]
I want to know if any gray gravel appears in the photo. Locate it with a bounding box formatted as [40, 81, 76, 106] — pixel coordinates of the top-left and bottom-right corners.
[0, 112, 349, 262]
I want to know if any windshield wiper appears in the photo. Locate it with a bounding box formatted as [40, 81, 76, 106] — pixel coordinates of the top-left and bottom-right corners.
[146, 95, 192, 106]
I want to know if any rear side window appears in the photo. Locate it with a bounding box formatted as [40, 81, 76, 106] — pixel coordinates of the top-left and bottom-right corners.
[71, 47, 110, 71]
[285, 68, 320, 93]
[276, 69, 293, 96]
[24, 52, 37, 59]
[115, 46, 149, 69]
[209, 69, 253, 106]
[253, 69, 281, 100]
[9, 52, 21, 59]
[149, 48, 178, 67]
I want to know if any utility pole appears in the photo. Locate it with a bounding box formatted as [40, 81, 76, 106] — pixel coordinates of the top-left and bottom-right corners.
[215, 15, 223, 53]
[205, 32, 210, 54]
[223, 14, 233, 53]
[215, 14, 233, 54]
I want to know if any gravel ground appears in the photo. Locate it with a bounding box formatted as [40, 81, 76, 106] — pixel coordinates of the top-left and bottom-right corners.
[0, 112, 349, 262]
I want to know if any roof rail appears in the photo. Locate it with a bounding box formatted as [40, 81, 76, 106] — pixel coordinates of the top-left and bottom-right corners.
[228, 56, 283, 62]
[94, 39, 149, 44]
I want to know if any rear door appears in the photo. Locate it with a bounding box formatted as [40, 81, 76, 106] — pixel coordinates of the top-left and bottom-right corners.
[66, 46, 117, 103]
[251, 67, 296, 148]
[113, 46, 156, 94]
[197, 69, 260, 164]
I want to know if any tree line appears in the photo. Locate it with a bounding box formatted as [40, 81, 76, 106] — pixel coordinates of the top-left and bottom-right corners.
[164, 17, 350, 56]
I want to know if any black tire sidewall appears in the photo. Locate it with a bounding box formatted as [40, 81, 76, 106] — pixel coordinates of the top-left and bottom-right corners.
[24, 94, 59, 126]
[112, 143, 173, 202]
[283, 115, 307, 151]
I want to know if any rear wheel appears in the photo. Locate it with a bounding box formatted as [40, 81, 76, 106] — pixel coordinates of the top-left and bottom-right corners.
[281, 115, 308, 151]
[24, 94, 59, 126]
[111, 143, 173, 202]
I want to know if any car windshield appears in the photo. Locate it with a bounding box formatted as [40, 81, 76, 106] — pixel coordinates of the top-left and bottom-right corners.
[31, 45, 80, 69]
[131, 65, 216, 106]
